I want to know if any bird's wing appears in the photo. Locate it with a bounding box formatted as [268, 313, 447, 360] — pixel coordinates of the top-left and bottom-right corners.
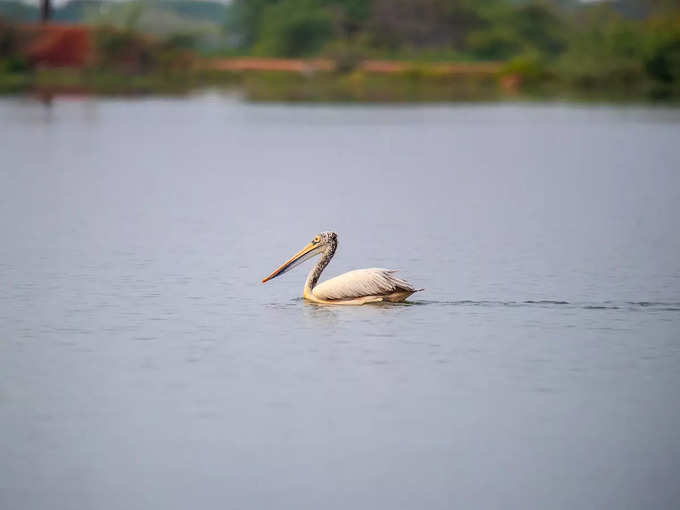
[312, 268, 417, 301]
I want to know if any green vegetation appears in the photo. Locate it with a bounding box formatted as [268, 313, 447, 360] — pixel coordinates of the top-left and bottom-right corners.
[253, 0, 334, 57]
[224, 0, 680, 99]
[1, 0, 679, 101]
[241, 68, 500, 102]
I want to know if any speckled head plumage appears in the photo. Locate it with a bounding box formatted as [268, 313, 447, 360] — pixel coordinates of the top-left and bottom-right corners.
[313, 231, 337, 245]
[261, 231, 337, 284]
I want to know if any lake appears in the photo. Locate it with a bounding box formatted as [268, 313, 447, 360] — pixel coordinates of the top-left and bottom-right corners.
[1, 95, 679, 509]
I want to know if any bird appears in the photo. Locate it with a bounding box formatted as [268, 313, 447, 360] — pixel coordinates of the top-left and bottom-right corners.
[261, 231, 422, 305]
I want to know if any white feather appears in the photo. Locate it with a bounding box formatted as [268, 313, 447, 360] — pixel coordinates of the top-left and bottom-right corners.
[312, 268, 417, 301]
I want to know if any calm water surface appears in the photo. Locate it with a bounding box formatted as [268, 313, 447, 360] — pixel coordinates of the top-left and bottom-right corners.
[1, 96, 680, 509]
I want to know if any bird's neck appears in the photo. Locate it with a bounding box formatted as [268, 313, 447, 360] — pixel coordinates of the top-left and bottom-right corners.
[304, 239, 337, 295]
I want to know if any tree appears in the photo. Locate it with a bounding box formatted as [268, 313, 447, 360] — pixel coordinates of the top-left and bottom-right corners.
[40, 0, 51, 22]
[254, 0, 334, 56]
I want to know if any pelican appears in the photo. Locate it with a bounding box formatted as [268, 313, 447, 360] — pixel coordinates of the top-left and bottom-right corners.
[261, 231, 422, 305]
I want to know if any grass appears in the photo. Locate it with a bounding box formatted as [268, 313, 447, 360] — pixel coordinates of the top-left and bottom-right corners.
[1, 62, 678, 102]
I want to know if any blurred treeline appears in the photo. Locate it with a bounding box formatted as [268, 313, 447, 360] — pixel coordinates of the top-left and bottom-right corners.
[1, 0, 679, 99]
[228, 0, 680, 89]
[227, 1, 676, 57]
[0, 1, 232, 50]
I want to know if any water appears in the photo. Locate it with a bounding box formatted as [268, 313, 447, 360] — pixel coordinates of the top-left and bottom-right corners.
[1, 96, 679, 509]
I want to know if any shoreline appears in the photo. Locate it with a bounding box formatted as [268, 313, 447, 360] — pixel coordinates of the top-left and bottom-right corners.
[2, 64, 677, 103]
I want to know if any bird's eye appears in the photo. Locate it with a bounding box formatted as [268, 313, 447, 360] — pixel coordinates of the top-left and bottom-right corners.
[313, 236, 320, 243]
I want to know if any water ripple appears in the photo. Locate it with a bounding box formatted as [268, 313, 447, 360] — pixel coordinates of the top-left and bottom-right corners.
[410, 300, 680, 312]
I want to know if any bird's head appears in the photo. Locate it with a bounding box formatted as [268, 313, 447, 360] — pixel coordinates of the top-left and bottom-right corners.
[261, 231, 337, 283]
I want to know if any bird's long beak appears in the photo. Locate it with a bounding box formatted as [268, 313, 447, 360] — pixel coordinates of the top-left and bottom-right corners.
[261, 241, 320, 283]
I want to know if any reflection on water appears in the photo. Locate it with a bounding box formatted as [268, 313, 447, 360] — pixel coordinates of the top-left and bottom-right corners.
[1, 96, 679, 510]
[301, 301, 340, 321]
